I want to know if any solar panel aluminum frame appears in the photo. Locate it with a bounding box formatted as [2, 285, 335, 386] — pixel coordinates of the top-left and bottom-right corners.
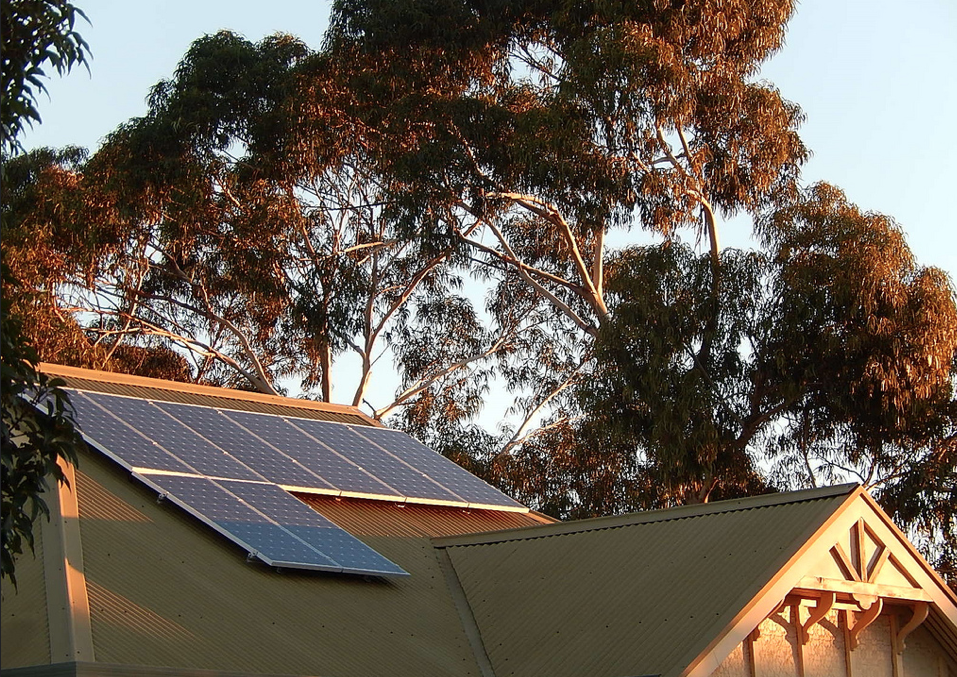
[346, 426, 530, 513]
[69, 392, 183, 476]
[133, 472, 347, 575]
[134, 472, 409, 577]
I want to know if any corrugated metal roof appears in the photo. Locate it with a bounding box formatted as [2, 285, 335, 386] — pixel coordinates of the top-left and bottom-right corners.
[73, 450, 484, 677]
[440, 486, 856, 677]
[297, 494, 554, 538]
[40, 363, 375, 425]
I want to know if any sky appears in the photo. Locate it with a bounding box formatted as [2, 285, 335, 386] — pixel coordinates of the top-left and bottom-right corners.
[18, 0, 957, 415]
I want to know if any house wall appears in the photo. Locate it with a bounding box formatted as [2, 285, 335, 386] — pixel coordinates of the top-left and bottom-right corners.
[1, 523, 53, 668]
[710, 606, 954, 677]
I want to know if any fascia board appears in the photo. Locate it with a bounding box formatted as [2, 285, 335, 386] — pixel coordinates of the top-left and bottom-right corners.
[40, 458, 95, 663]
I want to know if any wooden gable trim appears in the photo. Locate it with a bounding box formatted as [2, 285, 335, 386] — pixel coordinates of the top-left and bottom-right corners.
[680, 485, 866, 677]
[858, 490, 957, 608]
[682, 486, 957, 677]
[40, 459, 95, 663]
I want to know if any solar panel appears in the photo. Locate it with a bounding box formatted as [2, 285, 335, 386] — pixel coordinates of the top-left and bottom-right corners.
[136, 473, 407, 576]
[66, 384, 526, 578]
[219, 480, 407, 576]
[69, 391, 194, 474]
[353, 426, 524, 509]
[223, 410, 401, 498]
[78, 391, 262, 481]
[290, 419, 463, 504]
[153, 402, 334, 492]
[138, 473, 341, 570]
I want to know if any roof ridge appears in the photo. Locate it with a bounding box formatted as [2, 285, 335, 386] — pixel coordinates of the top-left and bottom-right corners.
[434, 483, 860, 548]
[39, 362, 378, 423]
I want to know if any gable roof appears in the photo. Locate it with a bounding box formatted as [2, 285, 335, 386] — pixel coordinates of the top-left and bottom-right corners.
[435, 485, 957, 677]
[4, 365, 956, 677]
[70, 450, 491, 676]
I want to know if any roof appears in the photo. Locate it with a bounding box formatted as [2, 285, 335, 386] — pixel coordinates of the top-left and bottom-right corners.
[5, 361, 552, 675]
[71, 449, 489, 676]
[39, 363, 376, 425]
[436, 485, 860, 677]
[4, 365, 956, 677]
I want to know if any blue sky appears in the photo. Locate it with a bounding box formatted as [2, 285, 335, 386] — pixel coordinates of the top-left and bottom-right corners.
[19, 0, 957, 413]
[23, 0, 956, 280]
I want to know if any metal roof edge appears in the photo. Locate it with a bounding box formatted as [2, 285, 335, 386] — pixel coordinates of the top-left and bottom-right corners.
[38, 363, 380, 425]
[433, 483, 859, 548]
[1, 660, 333, 676]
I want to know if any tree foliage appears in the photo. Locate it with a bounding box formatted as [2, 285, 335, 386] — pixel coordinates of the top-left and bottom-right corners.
[581, 184, 955, 508]
[1, 270, 81, 583]
[6, 31, 516, 425]
[321, 0, 954, 572]
[1, 0, 89, 584]
[6, 1, 955, 581]
[320, 0, 808, 450]
[1, 0, 89, 152]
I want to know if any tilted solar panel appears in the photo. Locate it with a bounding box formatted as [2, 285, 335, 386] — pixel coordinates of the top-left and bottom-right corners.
[290, 418, 464, 504]
[219, 480, 407, 576]
[153, 402, 334, 492]
[136, 473, 343, 571]
[136, 473, 408, 576]
[353, 425, 524, 509]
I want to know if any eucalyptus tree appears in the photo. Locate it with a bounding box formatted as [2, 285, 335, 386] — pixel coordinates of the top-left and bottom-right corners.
[508, 184, 955, 574]
[10, 31, 519, 421]
[324, 0, 807, 472]
[1, 0, 89, 584]
[325, 1, 955, 573]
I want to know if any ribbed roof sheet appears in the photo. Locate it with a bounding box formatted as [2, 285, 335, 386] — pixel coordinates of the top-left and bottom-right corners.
[298, 494, 553, 538]
[440, 486, 856, 677]
[73, 450, 484, 677]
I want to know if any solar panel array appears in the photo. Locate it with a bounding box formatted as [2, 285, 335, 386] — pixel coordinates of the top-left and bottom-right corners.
[68, 388, 525, 577]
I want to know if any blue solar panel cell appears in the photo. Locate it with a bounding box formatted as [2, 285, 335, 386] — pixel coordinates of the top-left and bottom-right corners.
[217, 480, 337, 528]
[153, 402, 334, 492]
[219, 480, 407, 576]
[222, 521, 340, 568]
[353, 426, 524, 508]
[70, 391, 194, 474]
[291, 419, 462, 503]
[289, 526, 408, 577]
[223, 410, 398, 496]
[80, 392, 262, 481]
[141, 474, 341, 570]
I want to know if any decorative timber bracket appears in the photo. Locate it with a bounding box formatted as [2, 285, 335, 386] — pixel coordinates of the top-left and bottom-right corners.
[793, 576, 932, 651]
[847, 596, 883, 649]
[895, 601, 929, 654]
[798, 591, 835, 645]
